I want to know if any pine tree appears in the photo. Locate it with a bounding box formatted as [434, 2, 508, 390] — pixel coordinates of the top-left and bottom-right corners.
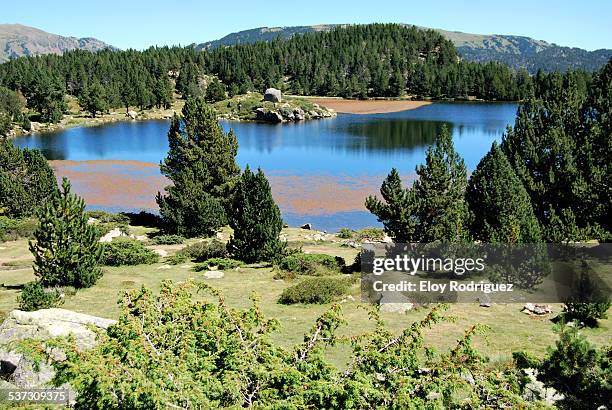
[29, 178, 102, 288]
[466, 142, 541, 243]
[227, 166, 284, 263]
[412, 126, 470, 242]
[78, 80, 109, 117]
[204, 78, 227, 103]
[366, 127, 470, 243]
[0, 139, 57, 217]
[156, 97, 240, 237]
[365, 169, 417, 242]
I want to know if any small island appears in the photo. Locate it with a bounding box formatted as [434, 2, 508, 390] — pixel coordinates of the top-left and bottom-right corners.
[214, 88, 336, 123]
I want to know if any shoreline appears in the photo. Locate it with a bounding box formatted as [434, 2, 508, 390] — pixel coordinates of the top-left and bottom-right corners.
[308, 98, 433, 114]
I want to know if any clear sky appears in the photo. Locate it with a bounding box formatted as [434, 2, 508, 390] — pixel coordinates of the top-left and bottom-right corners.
[2, 0, 610, 51]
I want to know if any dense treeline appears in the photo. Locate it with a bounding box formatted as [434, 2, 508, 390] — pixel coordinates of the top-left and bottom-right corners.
[0, 24, 595, 125]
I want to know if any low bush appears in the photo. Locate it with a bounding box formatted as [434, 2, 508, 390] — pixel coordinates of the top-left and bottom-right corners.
[354, 227, 385, 241]
[277, 253, 345, 276]
[0, 216, 38, 242]
[193, 258, 244, 271]
[165, 254, 187, 265]
[102, 239, 159, 266]
[179, 239, 228, 262]
[151, 234, 185, 245]
[561, 302, 610, 327]
[278, 276, 351, 304]
[17, 281, 63, 311]
[337, 228, 354, 239]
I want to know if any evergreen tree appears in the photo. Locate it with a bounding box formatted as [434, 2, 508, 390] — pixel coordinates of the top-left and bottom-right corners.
[157, 97, 240, 237]
[411, 127, 469, 242]
[78, 80, 109, 117]
[153, 75, 173, 109]
[27, 73, 67, 123]
[0, 139, 57, 217]
[204, 78, 227, 103]
[366, 127, 470, 242]
[364, 169, 417, 242]
[29, 178, 102, 288]
[227, 166, 284, 263]
[466, 142, 541, 243]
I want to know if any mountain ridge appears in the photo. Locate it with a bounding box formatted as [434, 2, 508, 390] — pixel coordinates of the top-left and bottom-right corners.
[0, 23, 114, 62]
[197, 24, 612, 73]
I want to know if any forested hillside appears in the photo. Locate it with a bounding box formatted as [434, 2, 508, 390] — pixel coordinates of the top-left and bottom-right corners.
[201, 24, 612, 74]
[0, 24, 593, 127]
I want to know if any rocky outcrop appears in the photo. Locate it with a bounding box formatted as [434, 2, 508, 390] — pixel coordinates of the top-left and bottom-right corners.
[0, 309, 115, 391]
[254, 102, 335, 123]
[264, 88, 282, 102]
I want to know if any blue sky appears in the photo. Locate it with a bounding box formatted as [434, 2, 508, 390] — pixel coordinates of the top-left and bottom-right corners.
[3, 0, 610, 51]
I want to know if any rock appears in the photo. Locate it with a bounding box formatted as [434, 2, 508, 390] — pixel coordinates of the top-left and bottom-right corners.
[301, 223, 312, 230]
[263, 88, 282, 102]
[478, 294, 491, 308]
[204, 270, 224, 279]
[380, 303, 414, 314]
[308, 110, 321, 119]
[293, 108, 305, 121]
[522, 303, 552, 315]
[522, 368, 564, 405]
[98, 227, 125, 243]
[0, 309, 115, 389]
[126, 110, 138, 120]
[254, 107, 283, 123]
[153, 249, 168, 257]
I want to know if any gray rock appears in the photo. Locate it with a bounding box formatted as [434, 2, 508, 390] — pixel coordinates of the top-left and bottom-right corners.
[379, 302, 414, 314]
[204, 270, 225, 279]
[522, 303, 552, 315]
[263, 88, 282, 102]
[126, 110, 137, 120]
[522, 368, 564, 405]
[0, 309, 115, 391]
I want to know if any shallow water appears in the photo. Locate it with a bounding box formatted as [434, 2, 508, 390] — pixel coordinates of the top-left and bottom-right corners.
[14, 102, 518, 231]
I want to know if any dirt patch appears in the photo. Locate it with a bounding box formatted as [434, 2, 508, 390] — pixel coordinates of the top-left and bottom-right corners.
[310, 99, 432, 114]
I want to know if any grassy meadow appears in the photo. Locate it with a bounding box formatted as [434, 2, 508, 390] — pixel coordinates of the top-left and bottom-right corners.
[1, 225, 610, 367]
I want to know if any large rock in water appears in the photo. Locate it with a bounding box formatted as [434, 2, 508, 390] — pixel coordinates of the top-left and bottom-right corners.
[0, 309, 115, 390]
[264, 87, 282, 102]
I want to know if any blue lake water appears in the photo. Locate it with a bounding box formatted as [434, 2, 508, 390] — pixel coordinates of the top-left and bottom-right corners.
[14, 102, 518, 231]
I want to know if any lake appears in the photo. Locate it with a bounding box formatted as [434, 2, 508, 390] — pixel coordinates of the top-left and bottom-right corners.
[14, 102, 518, 231]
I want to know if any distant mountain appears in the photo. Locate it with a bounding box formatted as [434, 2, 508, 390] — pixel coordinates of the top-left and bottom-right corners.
[0, 24, 114, 63]
[197, 24, 612, 73]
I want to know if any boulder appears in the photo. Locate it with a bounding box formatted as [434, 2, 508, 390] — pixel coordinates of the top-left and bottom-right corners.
[380, 302, 414, 314]
[263, 88, 282, 102]
[126, 110, 138, 120]
[300, 223, 312, 230]
[522, 303, 552, 315]
[204, 270, 224, 279]
[0, 309, 115, 390]
[99, 227, 126, 243]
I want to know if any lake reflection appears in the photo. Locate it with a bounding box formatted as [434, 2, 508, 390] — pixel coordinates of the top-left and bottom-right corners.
[14, 102, 517, 230]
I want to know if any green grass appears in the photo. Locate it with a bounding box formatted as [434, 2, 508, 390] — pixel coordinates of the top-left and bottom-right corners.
[1, 227, 610, 364]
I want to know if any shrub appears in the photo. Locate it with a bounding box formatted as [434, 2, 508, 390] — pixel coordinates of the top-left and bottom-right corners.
[193, 258, 244, 271]
[165, 254, 187, 265]
[562, 302, 610, 327]
[278, 277, 351, 304]
[102, 239, 159, 266]
[354, 227, 385, 241]
[179, 239, 228, 262]
[337, 228, 354, 239]
[277, 253, 345, 276]
[0, 216, 37, 242]
[17, 281, 63, 311]
[151, 234, 185, 245]
[537, 326, 611, 409]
